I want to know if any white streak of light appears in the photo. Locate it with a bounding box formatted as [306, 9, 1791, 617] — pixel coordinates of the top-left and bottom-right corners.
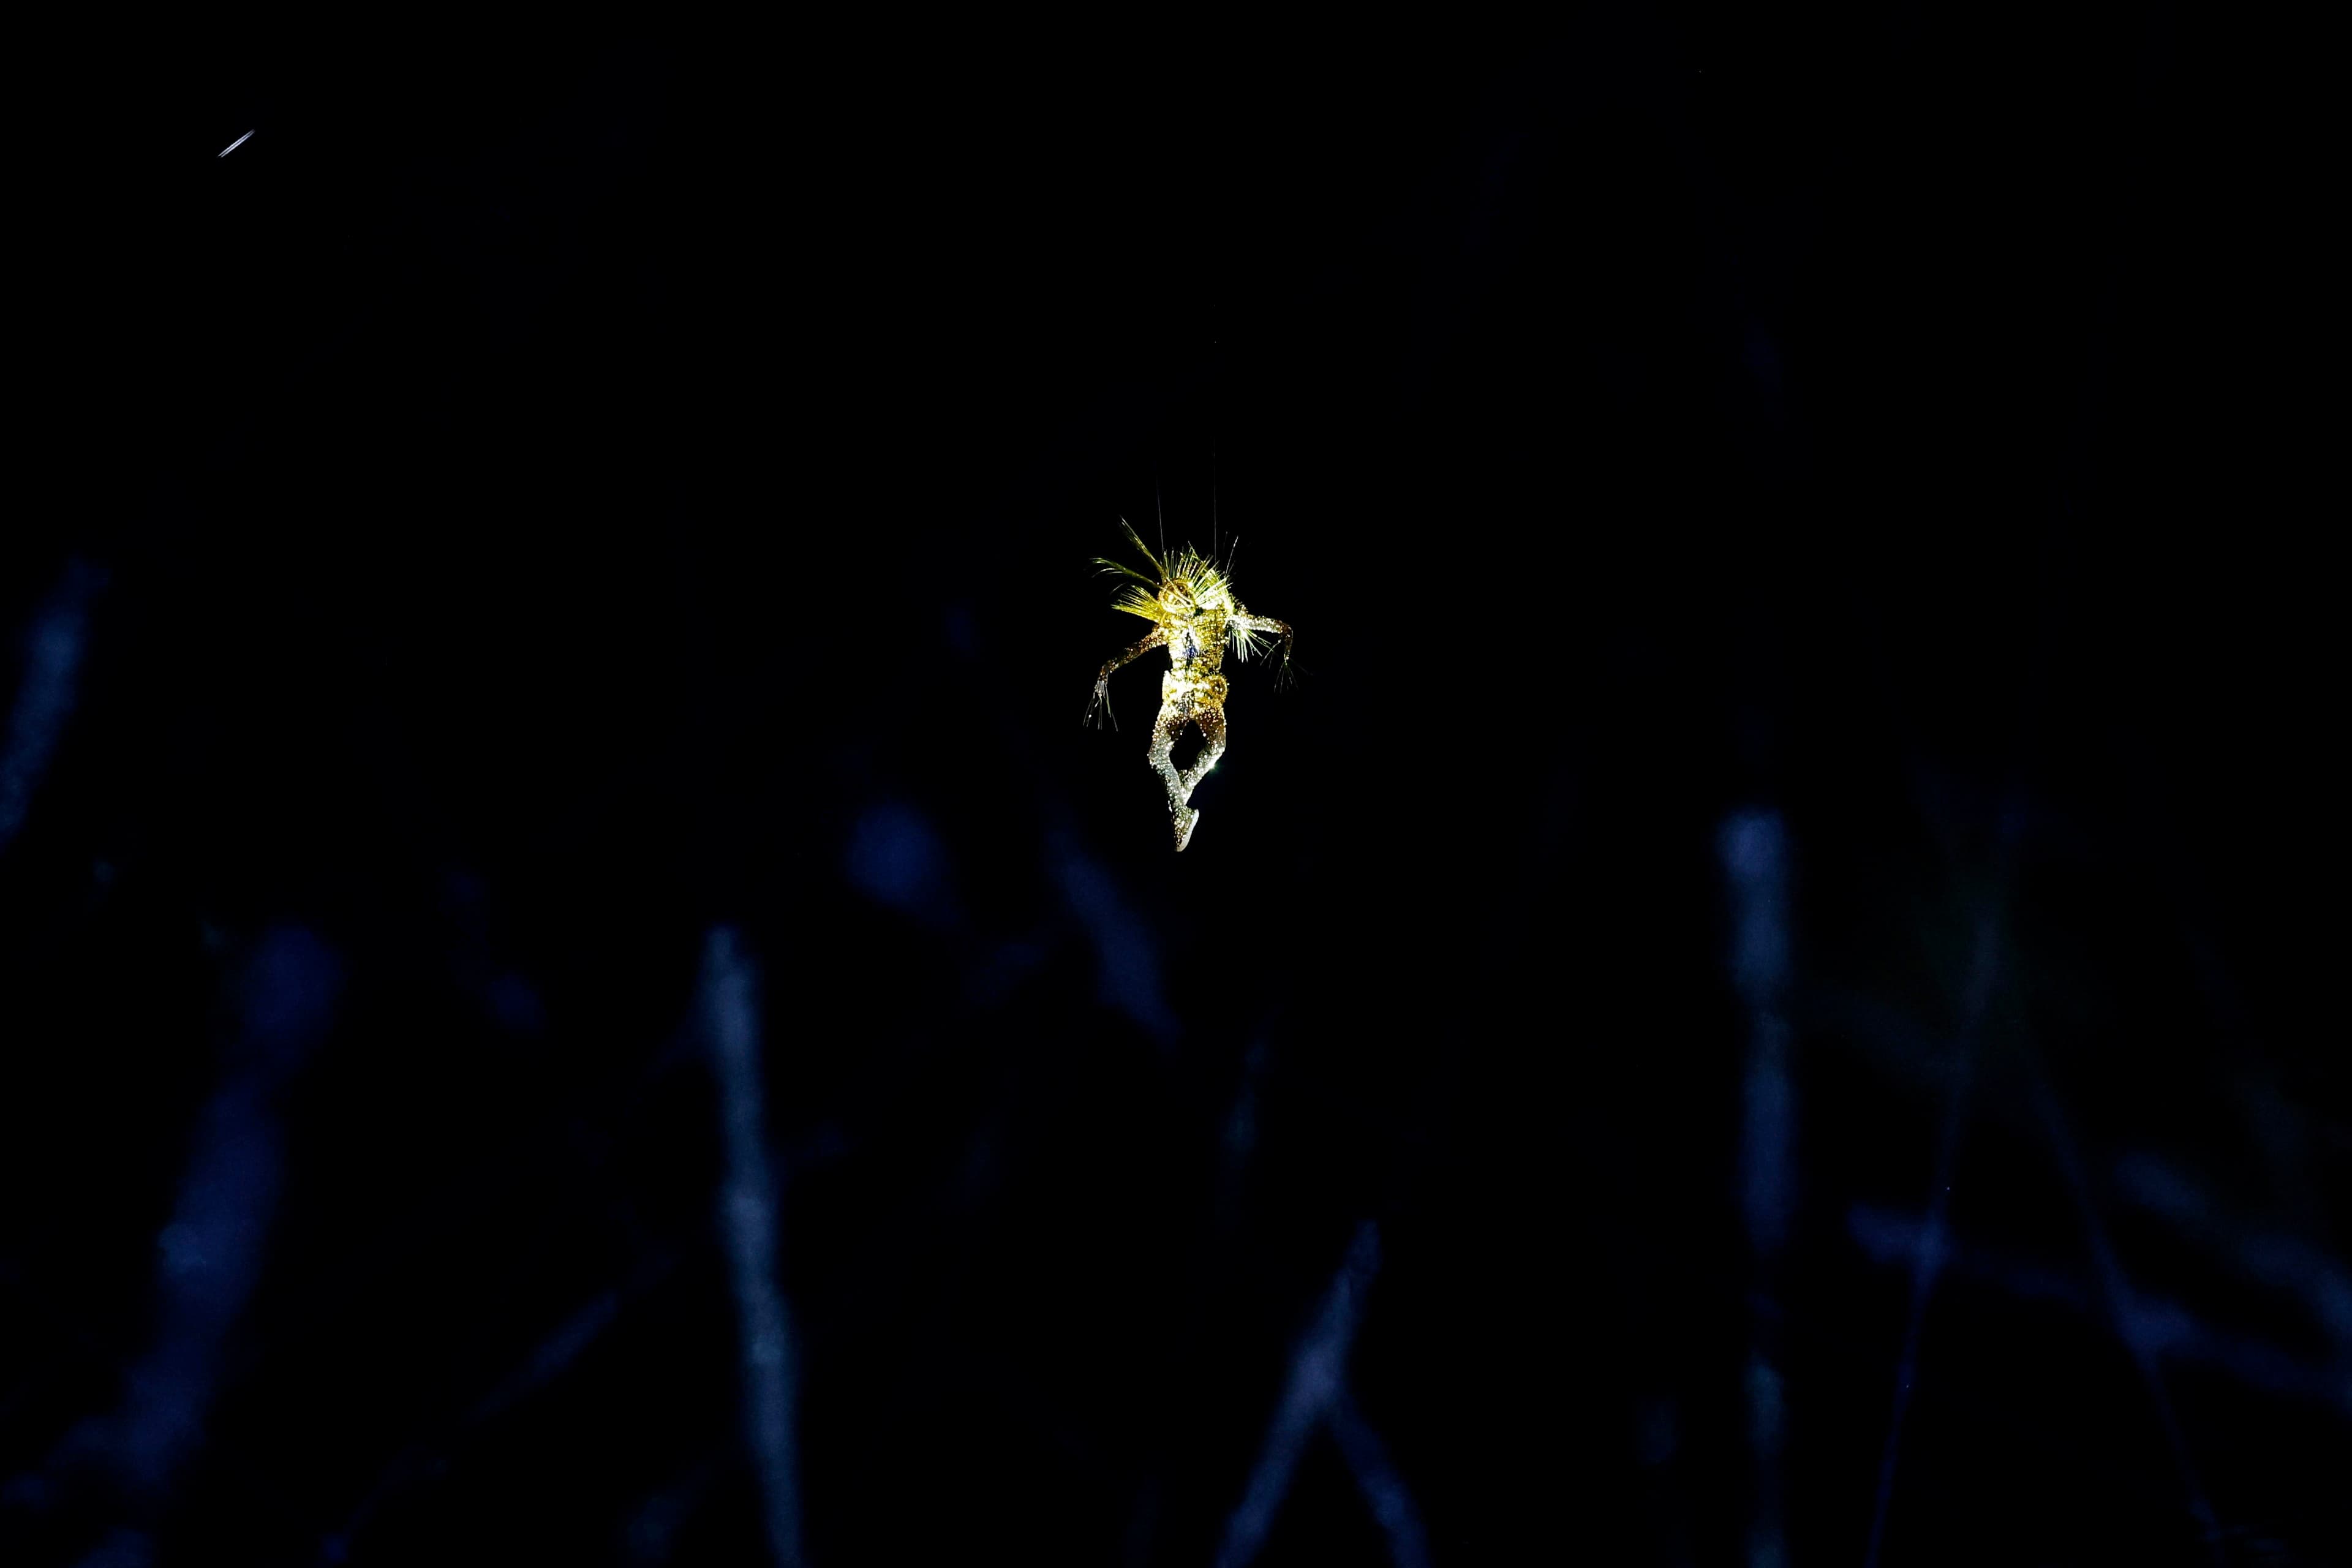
[218, 130, 254, 157]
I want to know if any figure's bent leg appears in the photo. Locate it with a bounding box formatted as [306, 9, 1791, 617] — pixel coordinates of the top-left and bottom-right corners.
[1180, 707, 1227, 799]
[1147, 704, 1202, 850]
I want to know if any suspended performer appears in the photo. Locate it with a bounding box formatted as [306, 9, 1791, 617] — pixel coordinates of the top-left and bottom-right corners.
[1085, 521, 1292, 851]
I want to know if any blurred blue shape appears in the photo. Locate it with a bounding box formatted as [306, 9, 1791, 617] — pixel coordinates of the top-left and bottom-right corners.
[1328, 1385, 1433, 1568]
[1848, 1203, 1957, 1287]
[0, 559, 104, 855]
[1047, 834, 1178, 1047]
[1719, 808, 1790, 1009]
[75, 1528, 153, 1568]
[1722, 809, 1795, 1256]
[2115, 1152, 2352, 1347]
[1740, 1016, 1795, 1257]
[239, 925, 344, 1071]
[967, 938, 1045, 1009]
[1747, 1355, 1785, 1459]
[1216, 1223, 1384, 1568]
[700, 927, 805, 1568]
[846, 802, 954, 925]
[488, 973, 548, 1036]
[76, 925, 343, 1499]
[1848, 1203, 2352, 1415]
[120, 1087, 281, 1486]
[625, 1458, 717, 1566]
[1727, 811, 1795, 1568]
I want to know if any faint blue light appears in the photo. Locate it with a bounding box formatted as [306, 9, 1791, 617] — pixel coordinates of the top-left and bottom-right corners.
[106, 926, 340, 1494]
[1049, 834, 1178, 1046]
[156, 1223, 206, 1280]
[1747, 1355, 1785, 1456]
[1742, 1019, 1794, 1254]
[2117, 1152, 2352, 1346]
[0, 560, 102, 855]
[77, 1528, 154, 1568]
[489, 973, 547, 1035]
[1215, 1223, 1381, 1568]
[241, 925, 343, 1065]
[1847, 1204, 1953, 1282]
[1850, 1203, 2351, 1414]
[701, 928, 805, 1568]
[846, 802, 952, 924]
[1327, 1386, 1431, 1568]
[1723, 810, 1794, 1256]
[1720, 809, 1790, 1006]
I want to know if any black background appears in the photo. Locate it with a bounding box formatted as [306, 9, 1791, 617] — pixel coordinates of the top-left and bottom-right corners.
[3, 10, 2340, 1566]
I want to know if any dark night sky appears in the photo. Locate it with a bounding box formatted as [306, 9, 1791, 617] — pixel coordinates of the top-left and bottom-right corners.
[4, 12, 2341, 1567]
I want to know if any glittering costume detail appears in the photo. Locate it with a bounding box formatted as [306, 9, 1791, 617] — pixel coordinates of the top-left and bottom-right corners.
[1085, 522, 1291, 851]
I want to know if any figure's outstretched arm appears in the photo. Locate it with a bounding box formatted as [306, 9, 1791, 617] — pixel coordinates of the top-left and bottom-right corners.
[1086, 627, 1168, 728]
[1229, 612, 1295, 687]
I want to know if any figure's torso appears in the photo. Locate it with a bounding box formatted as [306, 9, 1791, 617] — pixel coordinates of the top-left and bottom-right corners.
[1161, 611, 1231, 711]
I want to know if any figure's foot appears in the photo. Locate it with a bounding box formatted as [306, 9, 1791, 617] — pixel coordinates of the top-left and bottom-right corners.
[1173, 806, 1200, 851]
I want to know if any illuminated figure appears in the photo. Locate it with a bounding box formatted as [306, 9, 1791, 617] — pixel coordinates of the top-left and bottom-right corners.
[1085, 522, 1293, 851]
